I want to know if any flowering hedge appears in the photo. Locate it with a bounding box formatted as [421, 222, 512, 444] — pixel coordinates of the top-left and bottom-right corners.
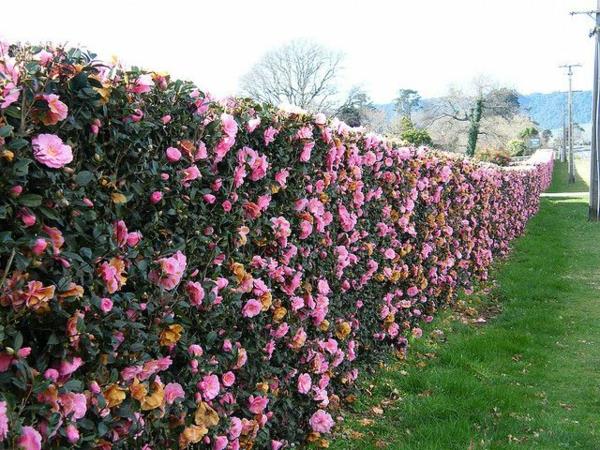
[0, 41, 552, 450]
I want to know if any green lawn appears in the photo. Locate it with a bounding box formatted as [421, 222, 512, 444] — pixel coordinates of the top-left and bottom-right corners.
[329, 195, 600, 449]
[546, 159, 590, 193]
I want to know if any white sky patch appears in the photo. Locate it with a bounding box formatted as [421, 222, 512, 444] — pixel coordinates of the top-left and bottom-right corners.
[3, 0, 597, 102]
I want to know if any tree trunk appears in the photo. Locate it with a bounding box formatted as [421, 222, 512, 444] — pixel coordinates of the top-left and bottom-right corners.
[466, 98, 483, 157]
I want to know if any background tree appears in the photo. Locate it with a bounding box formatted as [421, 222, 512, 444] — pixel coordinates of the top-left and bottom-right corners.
[336, 86, 375, 127]
[239, 39, 343, 112]
[421, 82, 520, 156]
[394, 88, 421, 119]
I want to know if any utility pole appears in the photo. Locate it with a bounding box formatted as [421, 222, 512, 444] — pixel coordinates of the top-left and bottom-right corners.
[559, 64, 581, 184]
[562, 108, 567, 162]
[571, 2, 600, 220]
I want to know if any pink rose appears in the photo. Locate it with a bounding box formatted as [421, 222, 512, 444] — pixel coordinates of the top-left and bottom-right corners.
[166, 147, 182, 163]
[100, 297, 113, 313]
[164, 382, 185, 404]
[309, 410, 334, 433]
[242, 299, 262, 318]
[297, 373, 312, 394]
[32, 134, 73, 169]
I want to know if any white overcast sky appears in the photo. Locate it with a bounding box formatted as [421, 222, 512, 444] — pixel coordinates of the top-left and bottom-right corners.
[3, 0, 598, 102]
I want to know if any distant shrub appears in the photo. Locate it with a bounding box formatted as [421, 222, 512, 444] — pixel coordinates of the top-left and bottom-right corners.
[507, 139, 528, 157]
[476, 148, 512, 166]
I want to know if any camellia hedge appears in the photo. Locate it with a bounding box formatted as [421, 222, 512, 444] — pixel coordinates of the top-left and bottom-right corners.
[0, 42, 552, 450]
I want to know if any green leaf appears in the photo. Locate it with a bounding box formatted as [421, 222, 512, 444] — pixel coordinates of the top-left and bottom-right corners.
[75, 170, 94, 186]
[18, 193, 43, 207]
[13, 158, 32, 177]
[14, 332, 23, 351]
[0, 125, 13, 137]
[8, 138, 28, 151]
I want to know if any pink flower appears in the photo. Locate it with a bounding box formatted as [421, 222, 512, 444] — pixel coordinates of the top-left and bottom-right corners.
[221, 113, 238, 138]
[35, 49, 53, 65]
[309, 410, 334, 434]
[199, 374, 220, 401]
[90, 118, 101, 135]
[195, 142, 208, 160]
[186, 281, 205, 307]
[149, 251, 187, 290]
[31, 238, 48, 256]
[166, 147, 182, 162]
[60, 392, 87, 420]
[161, 114, 172, 124]
[100, 297, 113, 313]
[1, 83, 20, 109]
[9, 185, 23, 197]
[222, 200, 232, 212]
[41, 94, 68, 125]
[247, 395, 269, 414]
[300, 141, 314, 162]
[412, 327, 423, 338]
[0, 401, 8, 441]
[246, 117, 261, 133]
[65, 424, 79, 444]
[242, 299, 262, 318]
[17, 426, 42, 450]
[222, 371, 236, 387]
[274, 169, 289, 187]
[59, 357, 83, 377]
[19, 209, 36, 227]
[126, 231, 142, 247]
[271, 440, 285, 450]
[17, 347, 31, 358]
[299, 220, 313, 240]
[203, 194, 216, 204]
[213, 436, 228, 450]
[44, 368, 59, 382]
[188, 344, 203, 356]
[180, 165, 201, 185]
[407, 286, 419, 297]
[297, 373, 312, 394]
[264, 127, 279, 146]
[164, 382, 185, 404]
[130, 74, 154, 94]
[384, 248, 396, 259]
[150, 191, 163, 204]
[31, 134, 73, 168]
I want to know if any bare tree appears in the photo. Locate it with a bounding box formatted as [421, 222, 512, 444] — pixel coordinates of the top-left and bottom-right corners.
[335, 86, 375, 127]
[420, 81, 520, 155]
[239, 39, 343, 112]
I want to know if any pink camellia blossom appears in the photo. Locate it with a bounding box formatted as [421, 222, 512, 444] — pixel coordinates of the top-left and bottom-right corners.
[247, 395, 269, 414]
[246, 117, 261, 133]
[90, 118, 101, 135]
[199, 374, 220, 401]
[195, 141, 208, 160]
[412, 327, 423, 338]
[59, 356, 84, 377]
[297, 373, 312, 394]
[222, 371, 236, 387]
[299, 220, 313, 240]
[264, 127, 279, 146]
[83, 197, 94, 207]
[35, 49, 53, 65]
[41, 94, 68, 125]
[130, 74, 154, 94]
[161, 114, 172, 125]
[384, 248, 396, 260]
[274, 169, 289, 187]
[31, 134, 73, 168]
[19, 209, 36, 227]
[149, 251, 187, 290]
[180, 165, 201, 185]
[1, 83, 20, 109]
[59, 392, 87, 420]
[31, 238, 48, 256]
[44, 368, 59, 382]
[17, 426, 42, 450]
[164, 382, 185, 404]
[17, 347, 31, 358]
[271, 440, 285, 450]
[0, 401, 8, 441]
[166, 147, 181, 163]
[9, 185, 23, 197]
[309, 410, 334, 434]
[188, 344, 203, 357]
[407, 286, 419, 297]
[242, 299, 262, 318]
[221, 113, 238, 137]
[186, 281, 205, 307]
[126, 231, 142, 247]
[213, 436, 228, 450]
[65, 424, 79, 444]
[150, 191, 163, 204]
[203, 194, 216, 204]
[100, 297, 113, 313]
